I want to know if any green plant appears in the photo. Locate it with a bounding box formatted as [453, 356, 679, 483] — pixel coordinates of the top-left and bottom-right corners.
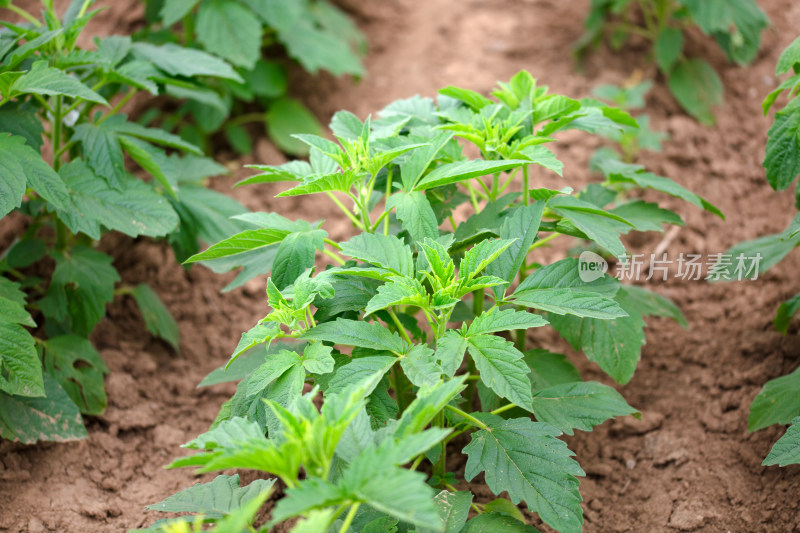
[136, 0, 366, 156]
[578, 0, 769, 125]
[142, 71, 721, 532]
[592, 79, 668, 162]
[0, 0, 252, 443]
[720, 36, 800, 467]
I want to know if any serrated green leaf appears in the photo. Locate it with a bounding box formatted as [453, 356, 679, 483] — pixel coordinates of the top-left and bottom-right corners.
[131, 42, 242, 81]
[466, 334, 533, 410]
[516, 145, 563, 176]
[654, 27, 683, 73]
[0, 134, 67, 217]
[400, 344, 440, 388]
[130, 284, 180, 350]
[486, 202, 543, 297]
[414, 159, 528, 191]
[302, 319, 405, 354]
[463, 413, 583, 533]
[386, 191, 440, 245]
[159, 0, 201, 26]
[467, 307, 547, 336]
[39, 246, 119, 338]
[185, 228, 290, 263]
[147, 474, 275, 519]
[0, 106, 44, 151]
[272, 229, 326, 289]
[400, 131, 454, 190]
[0, 319, 42, 398]
[266, 97, 324, 156]
[56, 160, 179, 239]
[0, 374, 85, 444]
[395, 377, 467, 437]
[72, 121, 125, 189]
[323, 356, 396, 397]
[439, 86, 493, 110]
[524, 349, 580, 391]
[196, 0, 261, 69]
[302, 342, 335, 374]
[43, 335, 108, 416]
[11, 61, 108, 105]
[460, 238, 516, 280]
[364, 276, 428, 316]
[547, 196, 633, 259]
[764, 98, 800, 191]
[278, 17, 364, 77]
[531, 381, 638, 435]
[548, 288, 646, 384]
[763, 417, 800, 467]
[436, 330, 469, 378]
[340, 233, 414, 277]
[667, 58, 723, 125]
[617, 285, 688, 328]
[609, 200, 684, 232]
[2, 29, 62, 70]
[418, 490, 473, 533]
[512, 258, 624, 318]
[462, 513, 541, 532]
[774, 293, 800, 334]
[749, 365, 800, 431]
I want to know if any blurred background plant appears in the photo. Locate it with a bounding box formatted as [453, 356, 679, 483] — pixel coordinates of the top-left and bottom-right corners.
[135, 0, 367, 156]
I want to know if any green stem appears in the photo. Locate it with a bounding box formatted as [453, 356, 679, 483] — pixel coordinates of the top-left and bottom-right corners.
[96, 89, 136, 125]
[52, 95, 63, 171]
[326, 192, 364, 230]
[323, 248, 346, 266]
[338, 503, 360, 533]
[435, 410, 447, 485]
[490, 403, 518, 416]
[388, 308, 412, 346]
[370, 210, 390, 233]
[383, 168, 393, 235]
[182, 13, 195, 45]
[76, 0, 92, 19]
[226, 112, 265, 127]
[528, 232, 559, 251]
[409, 453, 425, 471]
[323, 237, 342, 250]
[472, 288, 484, 317]
[445, 404, 489, 430]
[522, 165, 530, 206]
[6, 4, 42, 26]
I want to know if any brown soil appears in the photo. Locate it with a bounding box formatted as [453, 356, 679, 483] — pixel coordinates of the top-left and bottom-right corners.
[2, 0, 800, 531]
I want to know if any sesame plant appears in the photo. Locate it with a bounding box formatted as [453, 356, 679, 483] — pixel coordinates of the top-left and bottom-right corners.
[577, 0, 769, 125]
[721, 36, 800, 467]
[142, 71, 722, 532]
[136, 0, 366, 156]
[0, 0, 252, 443]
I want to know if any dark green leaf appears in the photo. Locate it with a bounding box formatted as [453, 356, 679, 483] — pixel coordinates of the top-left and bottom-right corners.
[266, 97, 324, 156]
[667, 58, 723, 125]
[131, 284, 180, 350]
[749, 365, 800, 431]
[763, 417, 800, 467]
[43, 335, 108, 415]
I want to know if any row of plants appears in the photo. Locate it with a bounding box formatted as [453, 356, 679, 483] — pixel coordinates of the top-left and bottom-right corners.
[0, 0, 365, 443]
[722, 36, 800, 468]
[137, 71, 723, 532]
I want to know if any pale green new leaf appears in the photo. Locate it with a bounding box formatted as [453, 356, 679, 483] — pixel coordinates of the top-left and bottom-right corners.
[302, 319, 405, 354]
[463, 413, 584, 533]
